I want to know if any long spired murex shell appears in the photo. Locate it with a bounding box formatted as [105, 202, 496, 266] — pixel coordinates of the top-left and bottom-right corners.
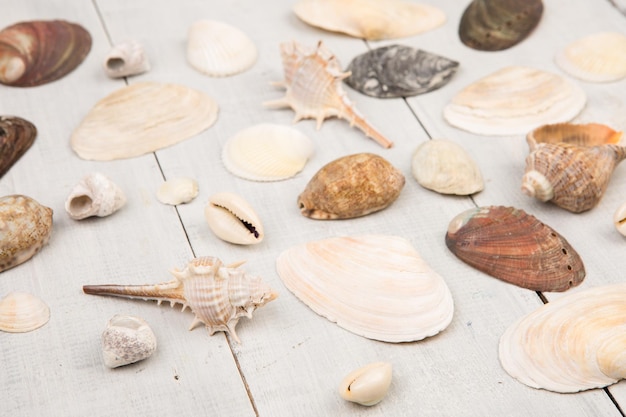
[0, 195, 53, 273]
[499, 283, 626, 393]
[522, 131, 626, 213]
[0, 20, 91, 87]
[345, 45, 459, 99]
[65, 173, 126, 220]
[264, 40, 393, 148]
[276, 235, 454, 343]
[443, 66, 586, 135]
[83, 256, 278, 343]
[298, 153, 404, 219]
[204, 192, 264, 245]
[293, 0, 445, 41]
[0, 291, 50, 333]
[459, 0, 543, 51]
[445, 206, 585, 292]
[0, 116, 37, 178]
[71, 82, 218, 161]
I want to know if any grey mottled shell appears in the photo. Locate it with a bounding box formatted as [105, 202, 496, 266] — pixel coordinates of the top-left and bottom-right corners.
[346, 45, 459, 98]
[102, 315, 157, 368]
[0, 195, 53, 273]
[298, 153, 405, 219]
[0, 116, 37, 178]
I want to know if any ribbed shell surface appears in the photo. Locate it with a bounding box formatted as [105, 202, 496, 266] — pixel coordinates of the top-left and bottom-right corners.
[0, 116, 37, 178]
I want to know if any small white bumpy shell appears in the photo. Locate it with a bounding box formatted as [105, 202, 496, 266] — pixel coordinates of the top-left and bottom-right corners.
[156, 177, 199, 205]
[65, 173, 126, 220]
[339, 362, 393, 406]
[102, 315, 157, 368]
[204, 192, 264, 244]
[0, 292, 50, 333]
[103, 41, 151, 78]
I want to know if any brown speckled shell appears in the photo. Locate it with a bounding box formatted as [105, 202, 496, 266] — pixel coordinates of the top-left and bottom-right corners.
[0, 116, 37, 178]
[445, 206, 585, 292]
[298, 153, 405, 219]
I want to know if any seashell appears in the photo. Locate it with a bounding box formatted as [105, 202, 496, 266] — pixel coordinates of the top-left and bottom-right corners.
[156, 177, 198, 205]
[522, 136, 626, 213]
[345, 45, 459, 99]
[204, 192, 264, 245]
[293, 0, 445, 41]
[339, 362, 392, 406]
[0, 20, 91, 87]
[0, 195, 53, 273]
[0, 292, 50, 333]
[445, 206, 585, 292]
[65, 173, 126, 220]
[264, 41, 393, 148]
[411, 139, 483, 196]
[187, 20, 257, 77]
[71, 82, 218, 161]
[527, 122, 623, 147]
[443, 66, 586, 135]
[222, 124, 314, 182]
[298, 153, 404, 220]
[102, 315, 157, 368]
[459, 0, 543, 51]
[614, 202, 626, 237]
[0, 116, 37, 178]
[103, 40, 150, 78]
[555, 32, 626, 83]
[276, 235, 454, 342]
[83, 256, 278, 343]
[499, 283, 626, 393]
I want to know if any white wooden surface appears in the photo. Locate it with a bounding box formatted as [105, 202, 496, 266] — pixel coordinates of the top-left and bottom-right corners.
[1, 0, 626, 415]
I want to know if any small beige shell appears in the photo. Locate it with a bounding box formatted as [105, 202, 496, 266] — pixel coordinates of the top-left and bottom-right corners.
[156, 177, 199, 205]
[187, 20, 257, 77]
[339, 362, 393, 406]
[555, 32, 626, 83]
[411, 139, 483, 195]
[204, 192, 264, 244]
[102, 315, 157, 368]
[65, 172, 126, 220]
[613, 202, 626, 236]
[103, 40, 151, 78]
[222, 124, 314, 182]
[0, 292, 50, 333]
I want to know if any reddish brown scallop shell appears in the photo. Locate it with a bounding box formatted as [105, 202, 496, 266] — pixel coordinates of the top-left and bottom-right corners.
[445, 206, 585, 292]
[0, 116, 37, 178]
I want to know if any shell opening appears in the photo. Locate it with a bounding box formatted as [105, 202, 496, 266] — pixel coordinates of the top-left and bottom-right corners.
[69, 195, 93, 214]
[242, 219, 259, 238]
[106, 57, 125, 71]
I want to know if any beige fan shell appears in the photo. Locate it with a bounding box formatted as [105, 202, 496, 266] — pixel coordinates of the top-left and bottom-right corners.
[276, 235, 454, 343]
[443, 66, 586, 135]
[293, 0, 445, 41]
[71, 82, 218, 160]
[0, 292, 50, 333]
[499, 283, 626, 393]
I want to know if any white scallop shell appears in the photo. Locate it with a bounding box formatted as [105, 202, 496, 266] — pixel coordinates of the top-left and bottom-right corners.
[222, 124, 314, 181]
[204, 192, 264, 245]
[276, 235, 454, 343]
[187, 20, 257, 77]
[0, 292, 50, 333]
[411, 139, 483, 195]
[555, 32, 626, 83]
[65, 172, 126, 220]
[156, 177, 199, 205]
[443, 66, 586, 135]
[339, 362, 392, 406]
[103, 40, 151, 78]
[102, 315, 157, 368]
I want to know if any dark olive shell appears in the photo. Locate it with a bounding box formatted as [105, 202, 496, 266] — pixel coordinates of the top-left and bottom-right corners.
[0, 20, 92, 87]
[459, 0, 543, 51]
[0, 116, 37, 178]
[345, 45, 459, 98]
[445, 206, 585, 292]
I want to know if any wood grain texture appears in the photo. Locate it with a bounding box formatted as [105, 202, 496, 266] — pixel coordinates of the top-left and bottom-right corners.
[1, 0, 625, 415]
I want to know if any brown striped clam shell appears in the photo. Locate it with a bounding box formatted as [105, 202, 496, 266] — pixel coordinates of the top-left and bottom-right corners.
[0, 116, 37, 178]
[445, 206, 585, 292]
[0, 20, 91, 87]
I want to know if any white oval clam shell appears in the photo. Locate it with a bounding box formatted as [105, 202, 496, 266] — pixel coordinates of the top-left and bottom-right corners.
[222, 124, 314, 181]
[339, 362, 392, 406]
[156, 177, 199, 205]
[102, 314, 157, 368]
[187, 20, 257, 77]
[204, 192, 264, 245]
[65, 172, 126, 220]
[411, 139, 483, 195]
[0, 292, 50, 333]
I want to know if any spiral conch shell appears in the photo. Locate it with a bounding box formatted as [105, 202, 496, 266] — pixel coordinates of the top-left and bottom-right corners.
[65, 173, 126, 220]
[83, 257, 278, 343]
[499, 283, 626, 393]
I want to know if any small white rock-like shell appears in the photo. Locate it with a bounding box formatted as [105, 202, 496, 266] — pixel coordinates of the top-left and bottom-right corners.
[65, 173, 126, 220]
[614, 202, 626, 236]
[555, 32, 626, 83]
[156, 177, 199, 205]
[0, 292, 50, 333]
[222, 124, 314, 181]
[339, 362, 393, 406]
[204, 192, 264, 245]
[411, 139, 483, 195]
[102, 315, 157, 368]
[103, 40, 151, 78]
[187, 20, 257, 77]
